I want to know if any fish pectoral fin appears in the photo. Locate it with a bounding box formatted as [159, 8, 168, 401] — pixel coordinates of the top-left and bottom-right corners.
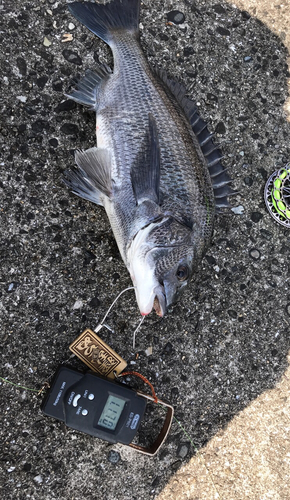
[65, 67, 111, 109]
[131, 113, 160, 205]
[63, 168, 104, 206]
[63, 147, 111, 206]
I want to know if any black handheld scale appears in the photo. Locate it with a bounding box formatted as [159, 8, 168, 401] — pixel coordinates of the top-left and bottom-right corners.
[42, 366, 174, 456]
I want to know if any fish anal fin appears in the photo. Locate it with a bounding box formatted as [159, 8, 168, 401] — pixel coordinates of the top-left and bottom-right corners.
[131, 114, 160, 205]
[65, 67, 111, 108]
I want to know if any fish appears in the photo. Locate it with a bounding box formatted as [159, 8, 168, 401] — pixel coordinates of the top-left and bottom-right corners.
[63, 0, 233, 317]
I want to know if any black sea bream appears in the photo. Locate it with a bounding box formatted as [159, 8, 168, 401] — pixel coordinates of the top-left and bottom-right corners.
[64, 0, 233, 316]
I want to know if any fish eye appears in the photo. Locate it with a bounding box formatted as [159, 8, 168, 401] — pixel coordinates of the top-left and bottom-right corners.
[176, 265, 189, 281]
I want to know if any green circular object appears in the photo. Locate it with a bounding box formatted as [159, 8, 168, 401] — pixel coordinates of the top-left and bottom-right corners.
[264, 164, 290, 227]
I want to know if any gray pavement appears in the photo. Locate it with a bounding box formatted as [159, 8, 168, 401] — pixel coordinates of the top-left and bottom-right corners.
[1, 1, 290, 499]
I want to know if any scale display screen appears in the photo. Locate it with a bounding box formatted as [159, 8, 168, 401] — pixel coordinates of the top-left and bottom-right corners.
[97, 394, 126, 430]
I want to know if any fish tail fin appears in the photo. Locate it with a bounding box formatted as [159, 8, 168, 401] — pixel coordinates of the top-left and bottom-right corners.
[68, 0, 140, 46]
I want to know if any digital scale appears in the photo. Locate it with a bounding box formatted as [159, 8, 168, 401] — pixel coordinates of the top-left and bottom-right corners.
[42, 365, 174, 456]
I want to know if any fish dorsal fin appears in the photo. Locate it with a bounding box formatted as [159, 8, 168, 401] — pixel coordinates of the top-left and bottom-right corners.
[156, 69, 196, 120]
[65, 66, 111, 109]
[131, 113, 160, 205]
[63, 147, 111, 206]
[156, 69, 235, 210]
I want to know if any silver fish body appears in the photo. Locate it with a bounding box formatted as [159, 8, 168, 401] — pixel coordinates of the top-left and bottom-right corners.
[64, 0, 233, 316]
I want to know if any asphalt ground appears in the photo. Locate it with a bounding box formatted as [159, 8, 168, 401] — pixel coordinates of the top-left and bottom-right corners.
[1, 1, 290, 499]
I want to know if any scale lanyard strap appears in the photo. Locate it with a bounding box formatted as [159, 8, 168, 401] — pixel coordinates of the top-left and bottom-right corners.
[117, 371, 158, 403]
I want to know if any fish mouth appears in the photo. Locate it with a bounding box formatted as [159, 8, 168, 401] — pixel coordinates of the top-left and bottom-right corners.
[138, 285, 166, 317]
[152, 286, 166, 317]
[153, 296, 162, 316]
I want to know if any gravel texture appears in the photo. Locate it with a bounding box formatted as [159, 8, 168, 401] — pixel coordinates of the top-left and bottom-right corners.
[1, 0, 290, 499]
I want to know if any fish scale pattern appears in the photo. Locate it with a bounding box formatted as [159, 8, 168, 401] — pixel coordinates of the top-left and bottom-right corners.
[97, 33, 215, 251]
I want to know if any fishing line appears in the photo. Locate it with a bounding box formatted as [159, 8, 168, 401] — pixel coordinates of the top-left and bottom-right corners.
[94, 285, 145, 348]
[132, 315, 145, 349]
[0, 377, 49, 395]
[95, 286, 135, 327]
[0, 377, 39, 393]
